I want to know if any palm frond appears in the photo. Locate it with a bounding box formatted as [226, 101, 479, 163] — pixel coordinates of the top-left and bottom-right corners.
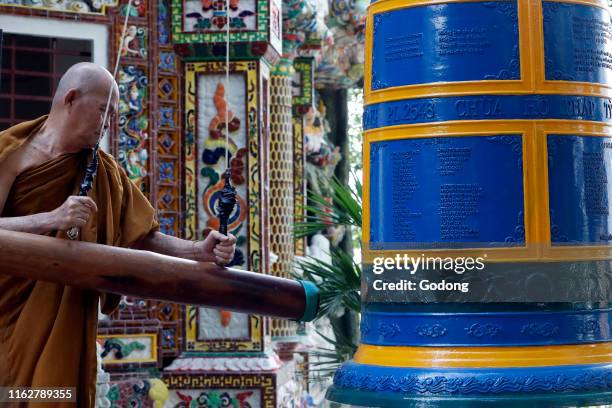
[295, 170, 363, 379]
[294, 247, 361, 316]
[295, 176, 362, 238]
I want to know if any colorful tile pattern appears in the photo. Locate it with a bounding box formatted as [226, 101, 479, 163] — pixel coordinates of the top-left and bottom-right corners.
[171, 0, 269, 45]
[184, 61, 264, 353]
[0, 0, 117, 14]
[120, 25, 147, 59]
[165, 374, 276, 408]
[118, 65, 149, 192]
[155, 0, 182, 241]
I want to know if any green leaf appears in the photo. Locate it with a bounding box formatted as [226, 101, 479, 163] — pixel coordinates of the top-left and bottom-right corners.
[294, 247, 361, 316]
[294, 175, 362, 239]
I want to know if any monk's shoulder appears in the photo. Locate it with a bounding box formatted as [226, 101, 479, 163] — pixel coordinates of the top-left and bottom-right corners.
[0, 146, 20, 179]
[0, 116, 47, 166]
[0, 152, 18, 212]
[0, 143, 42, 180]
[0, 145, 31, 214]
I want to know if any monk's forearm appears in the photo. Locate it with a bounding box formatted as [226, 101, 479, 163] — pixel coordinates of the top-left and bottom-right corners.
[0, 212, 57, 235]
[132, 231, 212, 262]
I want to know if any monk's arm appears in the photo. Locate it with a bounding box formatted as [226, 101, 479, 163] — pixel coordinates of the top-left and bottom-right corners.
[0, 212, 59, 234]
[0, 162, 97, 235]
[132, 230, 236, 266]
[131, 231, 205, 261]
[0, 165, 57, 234]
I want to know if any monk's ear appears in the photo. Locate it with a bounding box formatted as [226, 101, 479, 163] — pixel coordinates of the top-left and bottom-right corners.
[63, 88, 78, 107]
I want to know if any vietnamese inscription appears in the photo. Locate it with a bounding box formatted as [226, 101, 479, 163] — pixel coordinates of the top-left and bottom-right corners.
[583, 150, 609, 216]
[572, 16, 612, 74]
[390, 151, 421, 241]
[385, 33, 424, 62]
[438, 27, 492, 56]
[440, 183, 483, 240]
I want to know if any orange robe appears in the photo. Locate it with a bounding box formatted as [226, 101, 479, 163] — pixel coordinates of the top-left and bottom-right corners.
[0, 117, 159, 407]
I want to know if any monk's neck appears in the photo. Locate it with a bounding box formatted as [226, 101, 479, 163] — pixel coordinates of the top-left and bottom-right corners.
[30, 121, 85, 156]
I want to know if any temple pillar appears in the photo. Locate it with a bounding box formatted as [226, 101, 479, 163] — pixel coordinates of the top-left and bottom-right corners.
[292, 57, 315, 258]
[160, 0, 307, 404]
[269, 67, 299, 340]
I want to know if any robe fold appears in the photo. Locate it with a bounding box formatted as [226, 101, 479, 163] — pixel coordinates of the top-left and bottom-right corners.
[0, 116, 159, 407]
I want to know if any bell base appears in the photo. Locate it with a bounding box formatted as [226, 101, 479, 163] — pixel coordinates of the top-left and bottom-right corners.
[326, 387, 612, 408]
[327, 361, 612, 407]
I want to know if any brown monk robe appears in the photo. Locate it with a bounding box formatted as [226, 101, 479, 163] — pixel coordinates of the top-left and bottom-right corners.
[0, 116, 159, 407]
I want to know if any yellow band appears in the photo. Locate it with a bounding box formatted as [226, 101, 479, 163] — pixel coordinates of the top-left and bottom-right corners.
[354, 343, 612, 368]
[364, 0, 612, 103]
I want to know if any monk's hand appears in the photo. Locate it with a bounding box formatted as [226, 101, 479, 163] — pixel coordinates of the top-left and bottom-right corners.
[194, 230, 237, 265]
[50, 196, 98, 230]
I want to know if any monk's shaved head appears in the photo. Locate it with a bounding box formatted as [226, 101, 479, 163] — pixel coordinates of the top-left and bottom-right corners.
[46, 62, 120, 149]
[52, 62, 118, 108]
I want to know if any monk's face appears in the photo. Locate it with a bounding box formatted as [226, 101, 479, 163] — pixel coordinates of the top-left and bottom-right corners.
[65, 85, 119, 149]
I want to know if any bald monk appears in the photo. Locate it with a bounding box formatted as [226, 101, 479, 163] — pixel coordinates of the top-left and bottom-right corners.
[0, 63, 236, 407]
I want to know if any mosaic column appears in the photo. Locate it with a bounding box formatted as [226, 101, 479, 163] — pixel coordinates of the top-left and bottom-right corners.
[292, 58, 315, 257]
[150, 0, 183, 359]
[114, 0, 151, 194]
[328, 0, 612, 406]
[163, 0, 310, 403]
[289, 57, 315, 395]
[270, 70, 298, 339]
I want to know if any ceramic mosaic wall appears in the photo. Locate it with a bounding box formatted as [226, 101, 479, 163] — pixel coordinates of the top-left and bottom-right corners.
[150, 300, 181, 356]
[173, 0, 266, 42]
[98, 334, 157, 365]
[184, 61, 265, 353]
[170, 0, 281, 59]
[196, 72, 249, 258]
[167, 388, 262, 408]
[106, 378, 167, 408]
[184, 61, 261, 262]
[152, 0, 183, 360]
[156, 0, 182, 239]
[183, 0, 257, 31]
[291, 58, 314, 113]
[0, 0, 118, 14]
[165, 374, 276, 408]
[97, 317, 162, 370]
[291, 58, 314, 256]
[120, 25, 147, 59]
[292, 116, 306, 257]
[118, 64, 149, 192]
[120, 0, 147, 17]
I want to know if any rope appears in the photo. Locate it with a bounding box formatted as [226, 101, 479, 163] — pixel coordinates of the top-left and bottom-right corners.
[224, 0, 230, 170]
